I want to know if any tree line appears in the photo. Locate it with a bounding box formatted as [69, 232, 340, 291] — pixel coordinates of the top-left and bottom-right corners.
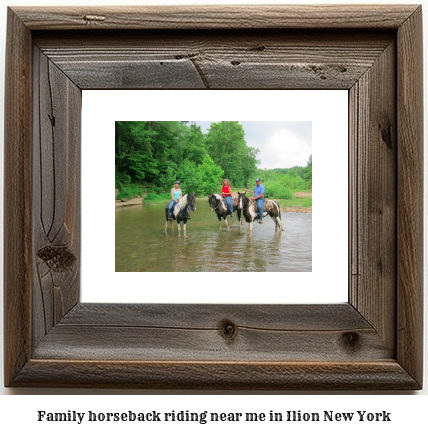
[115, 121, 311, 198]
[256, 154, 312, 199]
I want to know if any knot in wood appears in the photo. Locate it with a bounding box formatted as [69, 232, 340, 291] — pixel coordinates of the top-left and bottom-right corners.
[37, 245, 76, 272]
[219, 320, 238, 340]
[378, 123, 393, 149]
[341, 332, 361, 350]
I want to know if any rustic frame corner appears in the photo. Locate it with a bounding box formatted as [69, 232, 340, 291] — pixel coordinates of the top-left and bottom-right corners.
[4, 5, 423, 390]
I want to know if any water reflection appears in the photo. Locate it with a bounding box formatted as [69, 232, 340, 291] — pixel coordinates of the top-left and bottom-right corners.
[115, 202, 311, 272]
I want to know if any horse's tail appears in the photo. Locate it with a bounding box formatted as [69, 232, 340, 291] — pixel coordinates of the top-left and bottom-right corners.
[276, 201, 281, 219]
[276, 201, 283, 231]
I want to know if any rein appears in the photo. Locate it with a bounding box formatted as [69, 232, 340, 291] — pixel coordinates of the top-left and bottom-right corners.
[176, 196, 193, 216]
[242, 198, 254, 212]
[211, 196, 225, 212]
[214, 199, 223, 211]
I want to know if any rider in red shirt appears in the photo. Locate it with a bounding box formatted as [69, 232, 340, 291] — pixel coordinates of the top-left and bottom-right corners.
[221, 179, 233, 216]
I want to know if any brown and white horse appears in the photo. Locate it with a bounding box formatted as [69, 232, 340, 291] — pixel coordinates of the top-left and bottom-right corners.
[208, 194, 241, 230]
[238, 192, 283, 233]
[237, 192, 265, 234]
[263, 199, 283, 232]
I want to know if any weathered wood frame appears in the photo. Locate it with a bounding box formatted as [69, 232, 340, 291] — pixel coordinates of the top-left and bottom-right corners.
[4, 5, 423, 389]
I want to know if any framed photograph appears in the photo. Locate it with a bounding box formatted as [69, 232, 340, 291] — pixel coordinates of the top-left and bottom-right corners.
[83, 91, 347, 305]
[4, 5, 423, 389]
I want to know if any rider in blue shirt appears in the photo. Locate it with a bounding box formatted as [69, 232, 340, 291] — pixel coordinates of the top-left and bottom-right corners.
[251, 177, 265, 224]
[167, 181, 182, 220]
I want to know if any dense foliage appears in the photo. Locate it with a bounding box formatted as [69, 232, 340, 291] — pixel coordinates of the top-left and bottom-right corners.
[205, 121, 259, 187]
[115, 121, 259, 196]
[255, 155, 312, 199]
[115, 121, 312, 199]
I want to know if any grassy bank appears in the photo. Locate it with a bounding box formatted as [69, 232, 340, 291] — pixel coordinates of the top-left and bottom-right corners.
[276, 191, 312, 212]
[230, 188, 312, 212]
[116, 184, 146, 200]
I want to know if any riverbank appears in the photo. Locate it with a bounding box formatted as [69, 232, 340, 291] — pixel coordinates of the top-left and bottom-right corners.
[115, 188, 312, 213]
[229, 189, 312, 213]
[115, 189, 146, 208]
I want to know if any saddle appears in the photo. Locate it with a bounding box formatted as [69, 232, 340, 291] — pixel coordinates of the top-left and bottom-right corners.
[252, 199, 272, 219]
[165, 201, 189, 219]
[248, 200, 260, 217]
[263, 199, 274, 211]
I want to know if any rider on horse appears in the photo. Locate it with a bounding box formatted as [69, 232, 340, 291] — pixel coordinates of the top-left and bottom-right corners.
[221, 178, 234, 217]
[167, 181, 182, 220]
[251, 177, 265, 223]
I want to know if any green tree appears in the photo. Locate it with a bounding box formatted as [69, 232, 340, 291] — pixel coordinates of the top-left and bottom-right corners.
[198, 155, 224, 195]
[205, 121, 259, 187]
[176, 159, 201, 194]
[115, 121, 262, 196]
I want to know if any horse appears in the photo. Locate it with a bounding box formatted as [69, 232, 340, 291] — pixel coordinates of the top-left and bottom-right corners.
[263, 199, 283, 232]
[237, 191, 269, 234]
[165, 192, 196, 235]
[208, 194, 241, 230]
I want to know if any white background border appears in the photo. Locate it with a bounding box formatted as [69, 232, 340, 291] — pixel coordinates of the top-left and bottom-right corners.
[82, 90, 348, 304]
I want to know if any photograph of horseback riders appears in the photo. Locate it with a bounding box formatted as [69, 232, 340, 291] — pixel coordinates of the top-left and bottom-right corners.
[115, 121, 312, 272]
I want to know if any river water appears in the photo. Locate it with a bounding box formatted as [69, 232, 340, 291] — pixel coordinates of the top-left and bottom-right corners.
[115, 200, 311, 272]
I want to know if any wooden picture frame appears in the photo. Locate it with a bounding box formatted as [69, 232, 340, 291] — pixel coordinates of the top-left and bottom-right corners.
[4, 5, 423, 390]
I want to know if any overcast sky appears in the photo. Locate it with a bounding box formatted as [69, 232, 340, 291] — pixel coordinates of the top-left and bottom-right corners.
[194, 121, 312, 169]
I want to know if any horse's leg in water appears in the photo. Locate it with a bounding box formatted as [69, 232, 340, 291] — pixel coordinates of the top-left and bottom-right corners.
[217, 214, 222, 230]
[271, 212, 277, 232]
[224, 216, 229, 231]
[237, 210, 242, 231]
[277, 216, 283, 232]
[273, 203, 283, 232]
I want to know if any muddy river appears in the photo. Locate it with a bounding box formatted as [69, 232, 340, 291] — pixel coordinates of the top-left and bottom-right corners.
[115, 200, 311, 272]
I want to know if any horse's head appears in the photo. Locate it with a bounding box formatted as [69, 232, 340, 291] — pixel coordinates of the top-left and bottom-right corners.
[187, 191, 196, 211]
[208, 194, 215, 212]
[237, 191, 247, 210]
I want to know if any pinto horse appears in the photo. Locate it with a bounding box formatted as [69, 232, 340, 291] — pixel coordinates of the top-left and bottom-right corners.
[165, 193, 196, 235]
[208, 194, 241, 230]
[237, 191, 268, 234]
[263, 199, 283, 232]
[237, 191, 259, 234]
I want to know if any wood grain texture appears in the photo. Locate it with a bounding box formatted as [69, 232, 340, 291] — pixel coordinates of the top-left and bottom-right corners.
[12, 5, 419, 30]
[349, 40, 397, 351]
[32, 304, 392, 362]
[12, 361, 419, 390]
[3, 8, 32, 388]
[4, 6, 423, 390]
[32, 46, 81, 348]
[34, 31, 393, 90]
[396, 6, 423, 387]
